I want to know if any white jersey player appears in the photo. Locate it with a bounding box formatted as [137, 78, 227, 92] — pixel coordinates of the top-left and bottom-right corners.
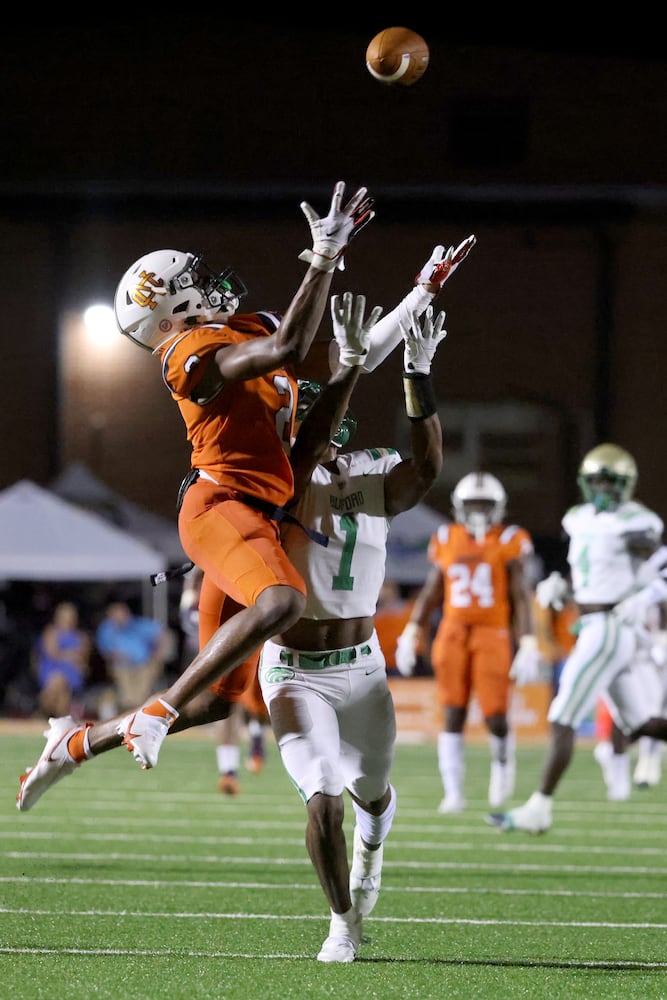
[260, 284, 450, 964]
[611, 545, 667, 789]
[488, 443, 667, 834]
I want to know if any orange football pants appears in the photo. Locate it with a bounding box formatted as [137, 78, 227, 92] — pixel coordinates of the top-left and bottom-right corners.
[431, 619, 513, 718]
[179, 478, 305, 712]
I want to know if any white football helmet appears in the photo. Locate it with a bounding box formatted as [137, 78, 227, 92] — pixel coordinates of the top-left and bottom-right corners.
[114, 249, 247, 352]
[577, 443, 637, 511]
[451, 471, 507, 542]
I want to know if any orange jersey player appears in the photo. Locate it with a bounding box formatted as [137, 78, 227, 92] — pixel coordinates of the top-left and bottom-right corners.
[17, 180, 376, 812]
[163, 314, 296, 505]
[395, 471, 538, 814]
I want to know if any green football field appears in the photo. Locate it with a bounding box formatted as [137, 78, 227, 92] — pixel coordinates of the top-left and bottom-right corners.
[2, 723, 666, 999]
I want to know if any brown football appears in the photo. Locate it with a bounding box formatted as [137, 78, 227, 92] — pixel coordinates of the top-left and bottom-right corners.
[366, 27, 429, 87]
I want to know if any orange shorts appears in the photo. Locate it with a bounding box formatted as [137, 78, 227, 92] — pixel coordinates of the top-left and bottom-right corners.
[431, 619, 512, 718]
[179, 478, 303, 707]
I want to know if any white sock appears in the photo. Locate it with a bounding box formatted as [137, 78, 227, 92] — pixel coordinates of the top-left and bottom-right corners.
[438, 731, 464, 798]
[216, 744, 240, 774]
[328, 906, 359, 937]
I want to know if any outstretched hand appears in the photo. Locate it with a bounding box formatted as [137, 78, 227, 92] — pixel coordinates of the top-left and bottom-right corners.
[415, 235, 477, 291]
[331, 292, 383, 367]
[401, 305, 447, 375]
[299, 181, 375, 272]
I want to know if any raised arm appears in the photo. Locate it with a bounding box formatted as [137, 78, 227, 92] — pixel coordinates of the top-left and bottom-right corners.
[383, 305, 447, 516]
[289, 292, 382, 500]
[214, 182, 375, 382]
[360, 235, 476, 373]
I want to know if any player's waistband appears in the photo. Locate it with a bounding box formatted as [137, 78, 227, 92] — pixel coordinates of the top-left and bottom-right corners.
[264, 634, 379, 670]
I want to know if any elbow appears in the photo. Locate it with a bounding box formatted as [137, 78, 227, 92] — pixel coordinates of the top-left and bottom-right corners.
[275, 340, 305, 367]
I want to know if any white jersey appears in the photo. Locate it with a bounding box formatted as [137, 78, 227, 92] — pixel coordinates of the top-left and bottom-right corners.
[563, 501, 664, 605]
[283, 447, 402, 619]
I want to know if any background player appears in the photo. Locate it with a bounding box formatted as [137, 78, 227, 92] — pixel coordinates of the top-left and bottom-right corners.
[489, 444, 667, 833]
[395, 471, 538, 814]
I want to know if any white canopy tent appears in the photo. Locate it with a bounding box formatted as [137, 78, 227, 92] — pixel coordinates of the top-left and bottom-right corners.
[50, 462, 186, 566]
[0, 480, 168, 619]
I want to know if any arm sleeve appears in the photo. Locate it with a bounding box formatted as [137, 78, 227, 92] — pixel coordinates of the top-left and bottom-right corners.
[361, 285, 434, 373]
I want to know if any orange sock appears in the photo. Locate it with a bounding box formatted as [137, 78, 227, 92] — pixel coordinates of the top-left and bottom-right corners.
[142, 698, 178, 721]
[67, 723, 93, 763]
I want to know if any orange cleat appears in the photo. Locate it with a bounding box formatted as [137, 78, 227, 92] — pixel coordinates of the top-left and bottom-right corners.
[218, 773, 241, 796]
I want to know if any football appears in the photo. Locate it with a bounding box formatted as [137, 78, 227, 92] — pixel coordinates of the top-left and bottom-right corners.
[365, 27, 429, 87]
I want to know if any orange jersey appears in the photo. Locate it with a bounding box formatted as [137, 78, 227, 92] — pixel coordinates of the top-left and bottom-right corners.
[428, 522, 534, 628]
[160, 312, 297, 507]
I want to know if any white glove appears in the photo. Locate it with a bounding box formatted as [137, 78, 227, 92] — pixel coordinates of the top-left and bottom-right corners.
[395, 622, 421, 677]
[330, 292, 383, 367]
[614, 574, 667, 623]
[509, 635, 541, 686]
[415, 236, 477, 290]
[401, 305, 447, 375]
[536, 571, 569, 611]
[636, 545, 667, 586]
[298, 181, 375, 272]
[650, 630, 667, 668]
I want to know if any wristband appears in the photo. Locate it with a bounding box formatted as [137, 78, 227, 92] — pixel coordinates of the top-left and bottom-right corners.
[402, 373, 437, 420]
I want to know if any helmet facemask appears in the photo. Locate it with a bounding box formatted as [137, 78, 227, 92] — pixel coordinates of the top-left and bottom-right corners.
[183, 256, 247, 316]
[295, 379, 357, 449]
[460, 501, 497, 543]
[578, 471, 632, 512]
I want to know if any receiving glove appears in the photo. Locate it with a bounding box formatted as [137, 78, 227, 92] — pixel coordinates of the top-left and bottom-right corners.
[415, 235, 477, 291]
[330, 292, 383, 367]
[298, 181, 375, 272]
[536, 571, 569, 611]
[509, 635, 541, 686]
[395, 622, 421, 677]
[401, 305, 447, 375]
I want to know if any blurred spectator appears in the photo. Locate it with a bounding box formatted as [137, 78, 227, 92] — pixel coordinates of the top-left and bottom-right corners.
[35, 601, 90, 718]
[96, 602, 172, 712]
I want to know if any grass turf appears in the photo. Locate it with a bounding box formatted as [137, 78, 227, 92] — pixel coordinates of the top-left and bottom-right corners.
[2, 722, 666, 999]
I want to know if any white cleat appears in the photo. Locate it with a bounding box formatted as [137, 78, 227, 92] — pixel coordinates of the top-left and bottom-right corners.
[438, 794, 466, 815]
[317, 911, 362, 963]
[16, 716, 84, 812]
[317, 934, 358, 963]
[117, 708, 176, 769]
[350, 826, 383, 917]
[486, 791, 553, 834]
